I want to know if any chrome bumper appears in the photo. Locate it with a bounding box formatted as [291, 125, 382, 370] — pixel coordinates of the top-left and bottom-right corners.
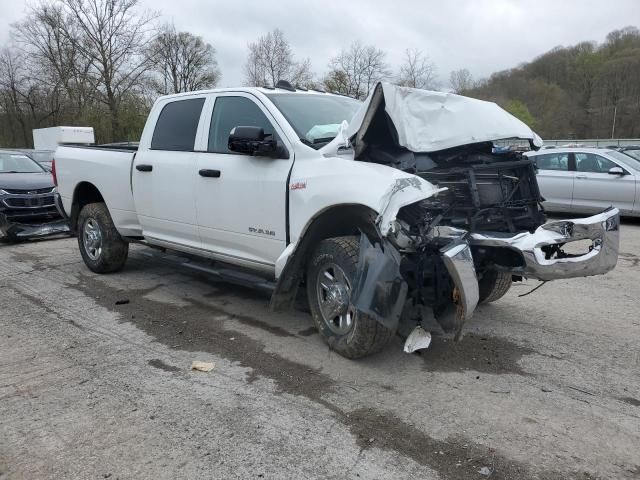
[440, 241, 480, 340]
[434, 208, 619, 337]
[470, 207, 620, 281]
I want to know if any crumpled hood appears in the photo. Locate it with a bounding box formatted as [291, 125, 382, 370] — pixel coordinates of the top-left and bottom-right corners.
[0, 172, 54, 191]
[320, 82, 542, 157]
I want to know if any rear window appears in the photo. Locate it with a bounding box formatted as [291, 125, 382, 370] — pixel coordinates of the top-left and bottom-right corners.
[151, 98, 205, 151]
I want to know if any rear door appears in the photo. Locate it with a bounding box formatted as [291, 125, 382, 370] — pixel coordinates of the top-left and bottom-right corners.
[533, 152, 574, 212]
[194, 93, 294, 270]
[572, 152, 636, 214]
[133, 96, 207, 248]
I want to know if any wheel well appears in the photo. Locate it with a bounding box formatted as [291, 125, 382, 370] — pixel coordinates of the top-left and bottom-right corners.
[70, 182, 104, 233]
[270, 204, 379, 312]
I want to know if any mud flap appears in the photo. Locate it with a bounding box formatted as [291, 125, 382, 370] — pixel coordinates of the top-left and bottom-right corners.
[350, 233, 408, 331]
[437, 240, 479, 341]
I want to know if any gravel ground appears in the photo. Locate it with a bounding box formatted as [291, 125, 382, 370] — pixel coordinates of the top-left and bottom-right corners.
[1, 221, 639, 480]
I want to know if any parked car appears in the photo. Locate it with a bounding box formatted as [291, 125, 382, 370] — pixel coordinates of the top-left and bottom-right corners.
[53, 82, 619, 358]
[0, 150, 69, 240]
[525, 147, 640, 216]
[616, 146, 640, 163]
[0, 148, 55, 171]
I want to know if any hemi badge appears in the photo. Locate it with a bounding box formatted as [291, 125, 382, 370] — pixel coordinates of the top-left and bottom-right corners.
[290, 181, 306, 190]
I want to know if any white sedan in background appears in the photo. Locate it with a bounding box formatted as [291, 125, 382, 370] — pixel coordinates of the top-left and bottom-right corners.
[525, 147, 640, 216]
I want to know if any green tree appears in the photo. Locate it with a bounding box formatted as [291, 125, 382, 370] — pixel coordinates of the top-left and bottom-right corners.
[505, 100, 536, 129]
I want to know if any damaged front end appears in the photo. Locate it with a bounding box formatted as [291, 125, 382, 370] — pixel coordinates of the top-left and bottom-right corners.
[336, 82, 620, 349]
[348, 175, 620, 348]
[347, 177, 482, 343]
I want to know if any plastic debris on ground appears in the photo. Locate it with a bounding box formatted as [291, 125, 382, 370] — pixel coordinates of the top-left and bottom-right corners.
[403, 326, 432, 353]
[191, 361, 215, 372]
[478, 466, 493, 476]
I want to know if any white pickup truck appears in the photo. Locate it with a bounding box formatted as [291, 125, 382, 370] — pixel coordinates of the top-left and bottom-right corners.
[54, 81, 620, 358]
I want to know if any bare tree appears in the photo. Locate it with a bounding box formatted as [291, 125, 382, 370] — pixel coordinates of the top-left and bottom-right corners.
[244, 29, 312, 87]
[56, 0, 158, 141]
[148, 24, 220, 95]
[12, 3, 95, 122]
[0, 47, 60, 146]
[449, 68, 474, 93]
[397, 49, 438, 89]
[324, 41, 390, 99]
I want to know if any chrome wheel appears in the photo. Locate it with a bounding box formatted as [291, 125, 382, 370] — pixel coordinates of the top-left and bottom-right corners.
[315, 263, 355, 335]
[83, 218, 102, 261]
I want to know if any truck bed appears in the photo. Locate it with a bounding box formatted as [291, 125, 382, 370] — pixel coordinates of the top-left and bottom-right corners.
[55, 145, 143, 237]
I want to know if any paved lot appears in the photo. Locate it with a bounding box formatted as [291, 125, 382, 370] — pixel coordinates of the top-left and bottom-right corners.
[1, 222, 639, 480]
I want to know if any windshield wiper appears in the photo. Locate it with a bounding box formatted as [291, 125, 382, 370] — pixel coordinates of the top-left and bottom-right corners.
[0, 171, 20, 173]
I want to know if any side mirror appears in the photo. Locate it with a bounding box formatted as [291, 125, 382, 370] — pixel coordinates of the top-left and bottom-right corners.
[228, 126, 284, 158]
[608, 166, 625, 175]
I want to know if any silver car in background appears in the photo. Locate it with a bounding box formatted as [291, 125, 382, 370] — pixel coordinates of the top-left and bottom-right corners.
[525, 147, 640, 216]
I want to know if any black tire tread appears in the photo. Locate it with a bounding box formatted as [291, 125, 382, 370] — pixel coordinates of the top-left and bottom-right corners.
[479, 270, 512, 303]
[306, 236, 394, 359]
[77, 202, 128, 274]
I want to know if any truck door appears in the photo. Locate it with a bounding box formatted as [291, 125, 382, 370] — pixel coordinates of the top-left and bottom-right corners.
[194, 93, 294, 270]
[132, 97, 206, 248]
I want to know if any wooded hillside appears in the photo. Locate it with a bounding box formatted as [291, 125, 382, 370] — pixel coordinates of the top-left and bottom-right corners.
[466, 26, 640, 139]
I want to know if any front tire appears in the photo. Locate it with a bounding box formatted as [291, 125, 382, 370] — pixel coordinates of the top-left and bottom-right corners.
[478, 270, 512, 303]
[77, 202, 128, 273]
[306, 236, 394, 359]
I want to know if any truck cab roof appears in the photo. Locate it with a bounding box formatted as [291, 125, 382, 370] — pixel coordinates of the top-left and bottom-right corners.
[156, 85, 348, 103]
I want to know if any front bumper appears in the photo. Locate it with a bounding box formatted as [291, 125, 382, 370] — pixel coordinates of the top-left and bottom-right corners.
[431, 208, 619, 338]
[0, 214, 70, 239]
[0, 191, 70, 240]
[470, 207, 620, 281]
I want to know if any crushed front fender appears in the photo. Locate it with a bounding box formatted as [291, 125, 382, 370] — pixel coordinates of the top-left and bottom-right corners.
[350, 233, 408, 331]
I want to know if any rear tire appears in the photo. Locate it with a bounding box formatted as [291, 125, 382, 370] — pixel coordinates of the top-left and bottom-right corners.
[77, 202, 128, 273]
[478, 270, 512, 303]
[306, 236, 394, 359]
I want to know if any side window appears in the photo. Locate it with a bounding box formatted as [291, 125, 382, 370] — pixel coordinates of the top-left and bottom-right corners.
[151, 98, 205, 151]
[535, 153, 569, 171]
[208, 96, 276, 153]
[575, 153, 616, 173]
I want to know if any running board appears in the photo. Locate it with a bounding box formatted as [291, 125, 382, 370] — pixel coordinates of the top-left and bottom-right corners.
[138, 250, 275, 295]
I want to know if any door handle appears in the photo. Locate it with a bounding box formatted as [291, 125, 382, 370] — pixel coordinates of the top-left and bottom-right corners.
[575, 174, 587, 179]
[199, 169, 221, 178]
[136, 164, 153, 172]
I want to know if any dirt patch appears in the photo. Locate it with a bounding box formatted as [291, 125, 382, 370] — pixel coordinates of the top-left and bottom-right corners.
[297, 327, 318, 337]
[419, 332, 536, 376]
[188, 296, 296, 338]
[147, 359, 182, 373]
[203, 282, 271, 302]
[619, 252, 640, 267]
[345, 407, 575, 480]
[618, 396, 640, 407]
[76, 273, 335, 402]
[71, 272, 587, 480]
[8, 285, 85, 330]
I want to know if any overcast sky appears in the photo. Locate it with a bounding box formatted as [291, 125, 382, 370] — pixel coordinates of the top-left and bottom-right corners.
[0, 0, 638, 87]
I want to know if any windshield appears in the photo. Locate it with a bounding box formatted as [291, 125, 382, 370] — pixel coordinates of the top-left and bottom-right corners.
[0, 153, 45, 173]
[620, 148, 640, 162]
[266, 93, 361, 147]
[609, 150, 640, 170]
